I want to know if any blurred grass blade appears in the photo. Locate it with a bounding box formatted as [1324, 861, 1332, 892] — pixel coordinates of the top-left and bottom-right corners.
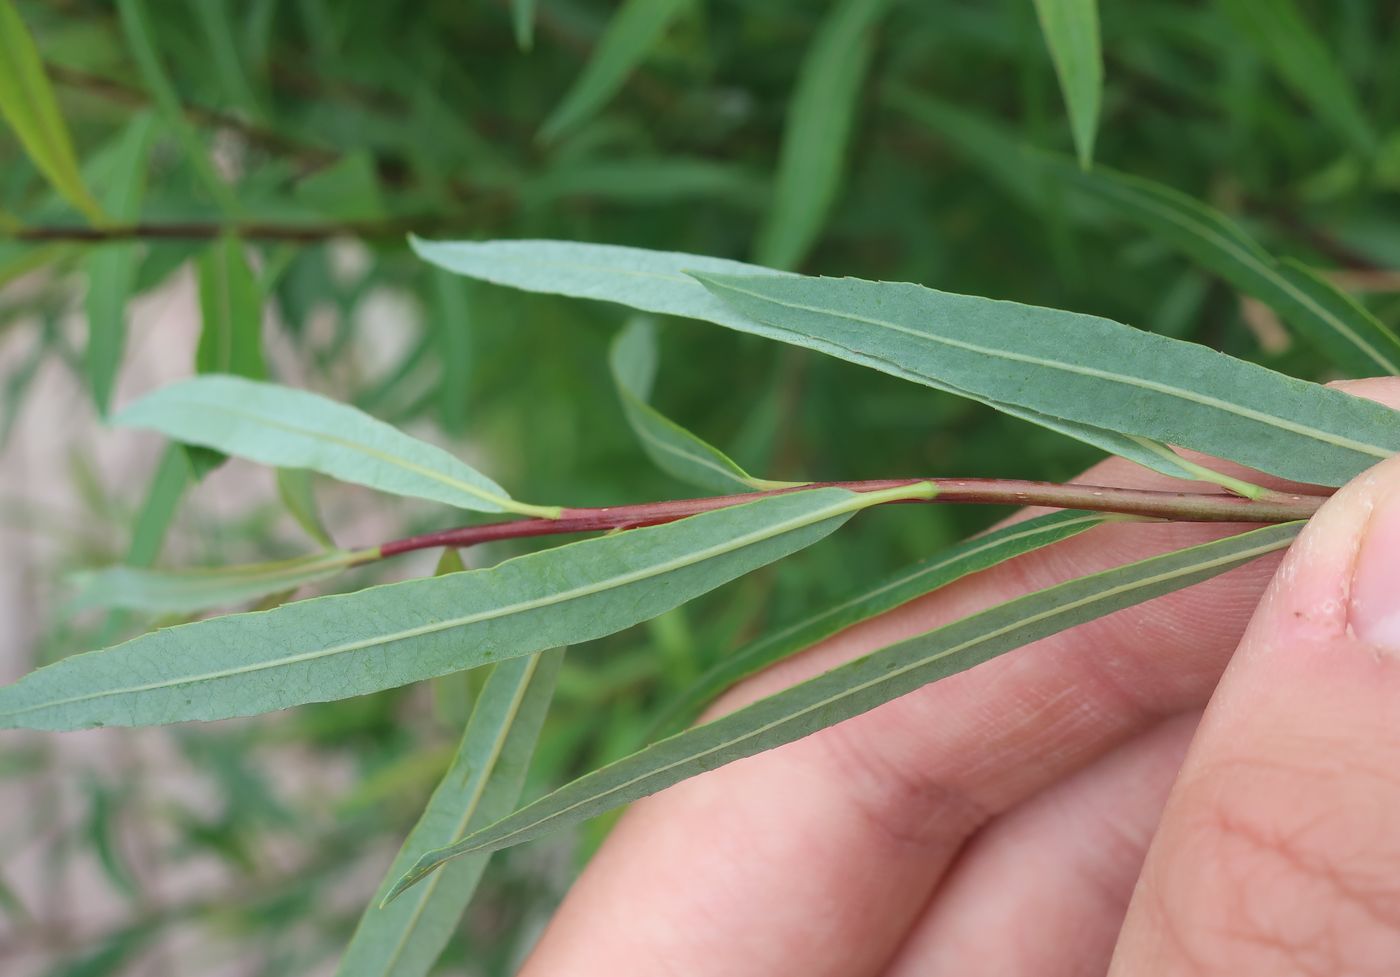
[114, 375, 556, 517]
[754, 0, 892, 269]
[70, 550, 358, 614]
[411, 238, 1215, 483]
[84, 114, 157, 414]
[0, 485, 925, 730]
[0, 0, 105, 223]
[650, 510, 1107, 736]
[1219, 0, 1373, 155]
[1059, 163, 1400, 377]
[116, 0, 241, 214]
[538, 0, 690, 143]
[277, 468, 334, 548]
[612, 318, 796, 493]
[196, 236, 267, 380]
[512, 0, 536, 51]
[696, 271, 1400, 487]
[431, 268, 472, 435]
[335, 649, 563, 977]
[395, 522, 1302, 879]
[1031, 0, 1102, 168]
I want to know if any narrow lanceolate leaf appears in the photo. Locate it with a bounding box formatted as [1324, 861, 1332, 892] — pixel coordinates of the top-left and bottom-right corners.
[1219, 0, 1373, 156]
[0, 485, 924, 731]
[611, 319, 795, 493]
[649, 510, 1107, 736]
[754, 0, 892, 269]
[113, 375, 556, 517]
[1060, 164, 1400, 377]
[336, 649, 563, 977]
[511, 0, 536, 51]
[196, 236, 266, 380]
[116, 0, 241, 214]
[410, 238, 1213, 483]
[0, 0, 105, 223]
[1032, 0, 1102, 169]
[276, 468, 334, 548]
[697, 273, 1400, 487]
[538, 0, 690, 143]
[69, 550, 359, 614]
[84, 114, 157, 414]
[396, 522, 1302, 882]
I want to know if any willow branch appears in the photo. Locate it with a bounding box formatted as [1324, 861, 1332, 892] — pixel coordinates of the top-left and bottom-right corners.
[371, 478, 1327, 561]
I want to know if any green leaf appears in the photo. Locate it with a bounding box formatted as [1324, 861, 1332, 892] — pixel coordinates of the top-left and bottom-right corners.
[1219, 0, 1373, 156]
[0, 0, 105, 223]
[649, 510, 1107, 736]
[83, 114, 158, 414]
[116, 0, 241, 214]
[69, 550, 359, 614]
[113, 375, 556, 517]
[611, 318, 796, 493]
[1031, 0, 1102, 169]
[695, 272, 1400, 487]
[538, 0, 691, 143]
[431, 268, 472, 435]
[276, 468, 334, 548]
[754, 0, 893, 269]
[512, 0, 536, 51]
[394, 522, 1302, 881]
[335, 649, 562, 977]
[196, 236, 267, 380]
[409, 238, 1243, 484]
[1059, 163, 1400, 377]
[127, 445, 190, 568]
[0, 484, 927, 731]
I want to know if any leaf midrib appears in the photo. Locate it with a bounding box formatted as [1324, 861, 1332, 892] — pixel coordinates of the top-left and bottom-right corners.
[2, 490, 879, 720]
[453, 529, 1296, 853]
[373, 654, 541, 976]
[132, 394, 517, 511]
[709, 279, 1392, 461]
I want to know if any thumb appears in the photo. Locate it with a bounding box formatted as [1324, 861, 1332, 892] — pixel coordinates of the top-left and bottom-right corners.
[1112, 454, 1400, 976]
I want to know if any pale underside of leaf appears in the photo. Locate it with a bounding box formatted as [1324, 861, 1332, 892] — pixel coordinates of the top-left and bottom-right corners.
[114, 375, 553, 517]
[695, 272, 1400, 487]
[393, 522, 1302, 890]
[69, 550, 357, 614]
[410, 237, 1216, 482]
[0, 486, 920, 731]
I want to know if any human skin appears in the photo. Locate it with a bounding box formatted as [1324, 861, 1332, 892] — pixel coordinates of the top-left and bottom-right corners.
[519, 377, 1400, 977]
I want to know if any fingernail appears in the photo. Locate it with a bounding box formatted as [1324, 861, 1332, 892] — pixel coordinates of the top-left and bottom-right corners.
[1350, 488, 1400, 652]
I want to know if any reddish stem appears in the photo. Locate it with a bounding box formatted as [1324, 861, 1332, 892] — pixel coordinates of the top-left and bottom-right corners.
[374, 478, 1327, 560]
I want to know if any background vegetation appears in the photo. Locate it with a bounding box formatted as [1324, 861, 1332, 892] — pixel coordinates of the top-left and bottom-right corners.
[1, 0, 1397, 973]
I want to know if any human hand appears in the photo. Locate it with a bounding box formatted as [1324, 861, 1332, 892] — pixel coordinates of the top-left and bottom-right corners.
[519, 378, 1400, 977]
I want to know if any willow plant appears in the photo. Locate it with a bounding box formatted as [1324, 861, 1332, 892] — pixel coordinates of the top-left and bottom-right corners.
[5, 231, 1397, 963]
[3, 0, 1398, 973]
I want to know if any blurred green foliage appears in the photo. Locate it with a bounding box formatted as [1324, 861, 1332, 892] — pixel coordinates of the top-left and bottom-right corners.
[1, 0, 1397, 973]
